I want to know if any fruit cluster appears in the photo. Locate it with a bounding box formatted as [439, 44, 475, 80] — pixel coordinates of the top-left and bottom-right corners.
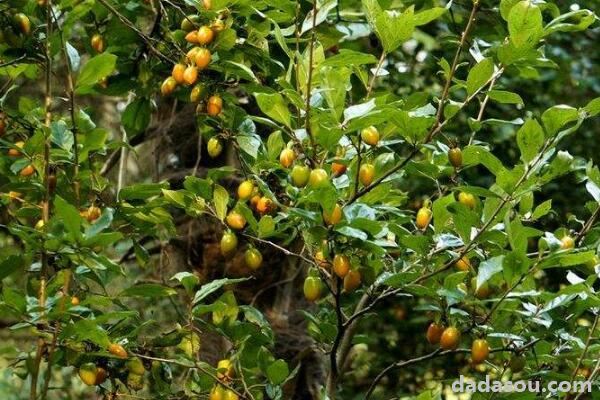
[160, 3, 225, 121]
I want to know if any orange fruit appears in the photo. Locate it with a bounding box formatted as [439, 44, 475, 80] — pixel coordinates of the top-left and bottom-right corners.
[226, 211, 246, 230]
[171, 63, 186, 84]
[8, 141, 24, 157]
[197, 26, 215, 45]
[207, 95, 223, 117]
[323, 204, 342, 226]
[279, 148, 296, 168]
[161, 77, 177, 96]
[91, 34, 105, 53]
[194, 48, 212, 70]
[256, 197, 274, 215]
[471, 339, 490, 364]
[343, 269, 361, 292]
[108, 343, 128, 359]
[20, 165, 35, 177]
[183, 66, 198, 86]
[333, 254, 350, 278]
[426, 322, 445, 344]
[440, 327, 460, 350]
[454, 256, 471, 271]
[331, 162, 347, 177]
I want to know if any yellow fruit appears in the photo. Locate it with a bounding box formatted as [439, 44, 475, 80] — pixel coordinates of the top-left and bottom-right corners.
[108, 343, 128, 359]
[87, 205, 101, 222]
[333, 254, 351, 278]
[458, 192, 476, 209]
[279, 148, 296, 168]
[202, 0, 212, 9]
[244, 248, 263, 270]
[190, 84, 205, 102]
[194, 48, 212, 70]
[314, 251, 329, 268]
[560, 235, 575, 250]
[91, 34, 105, 53]
[471, 339, 490, 364]
[343, 269, 361, 292]
[217, 359, 235, 380]
[223, 389, 239, 400]
[71, 296, 80, 306]
[455, 256, 471, 272]
[361, 126, 379, 146]
[207, 137, 223, 158]
[308, 168, 329, 188]
[359, 163, 375, 186]
[237, 181, 254, 200]
[185, 30, 199, 44]
[211, 19, 226, 33]
[197, 26, 215, 45]
[161, 77, 177, 96]
[323, 204, 342, 226]
[220, 232, 238, 256]
[256, 197, 274, 215]
[34, 219, 46, 231]
[183, 66, 198, 86]
[440, 327, 460, 350]
[78, 363, 98, 386]
[303, 276, 322, 301]
[210, 385, 225, 400]
[415, 207, 432, 230]
[226, 211, 246, 230]
[207, 95, 223, 117]
[171, 63, 186, 84]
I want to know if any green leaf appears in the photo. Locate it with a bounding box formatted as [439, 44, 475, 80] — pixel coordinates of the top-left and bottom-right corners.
[122, 98, 151, 136]
[476, 256, 504, 290]
[54, 196, 81, 240]
[466, 58, 494, 96]
[258, 216, 275, 238]
[61, 319, 110, 347]
[363, 0, 416, 53]
[171, 272, 200, 293]
[76, 53, 117, 88]
[213, 185, 229, 221]
[119, 182, 169, 200]
[541, 105, 580, 136]
[51, 120, 74, 151]
[320, 49, 378, 68]
[508, 1, 543, 49]
[0, 255, 26, 281]
[193, 277, 249, 304]
[266, 359, 289, 385]
[584, 97, 600, 117]
[488, 90, 524, 105]
[121, 284, 177, 298]
[516, 119, 544, 163]
[254, 93, 291, 128]
[531, 200, 552, 220]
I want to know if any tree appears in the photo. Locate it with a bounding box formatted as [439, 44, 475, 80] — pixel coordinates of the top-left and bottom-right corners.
[0, 0, 599, 399]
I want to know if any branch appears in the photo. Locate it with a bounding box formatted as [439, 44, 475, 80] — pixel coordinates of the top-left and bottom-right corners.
[95, 0, 174, 65]
[304, 0, 319, 151]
